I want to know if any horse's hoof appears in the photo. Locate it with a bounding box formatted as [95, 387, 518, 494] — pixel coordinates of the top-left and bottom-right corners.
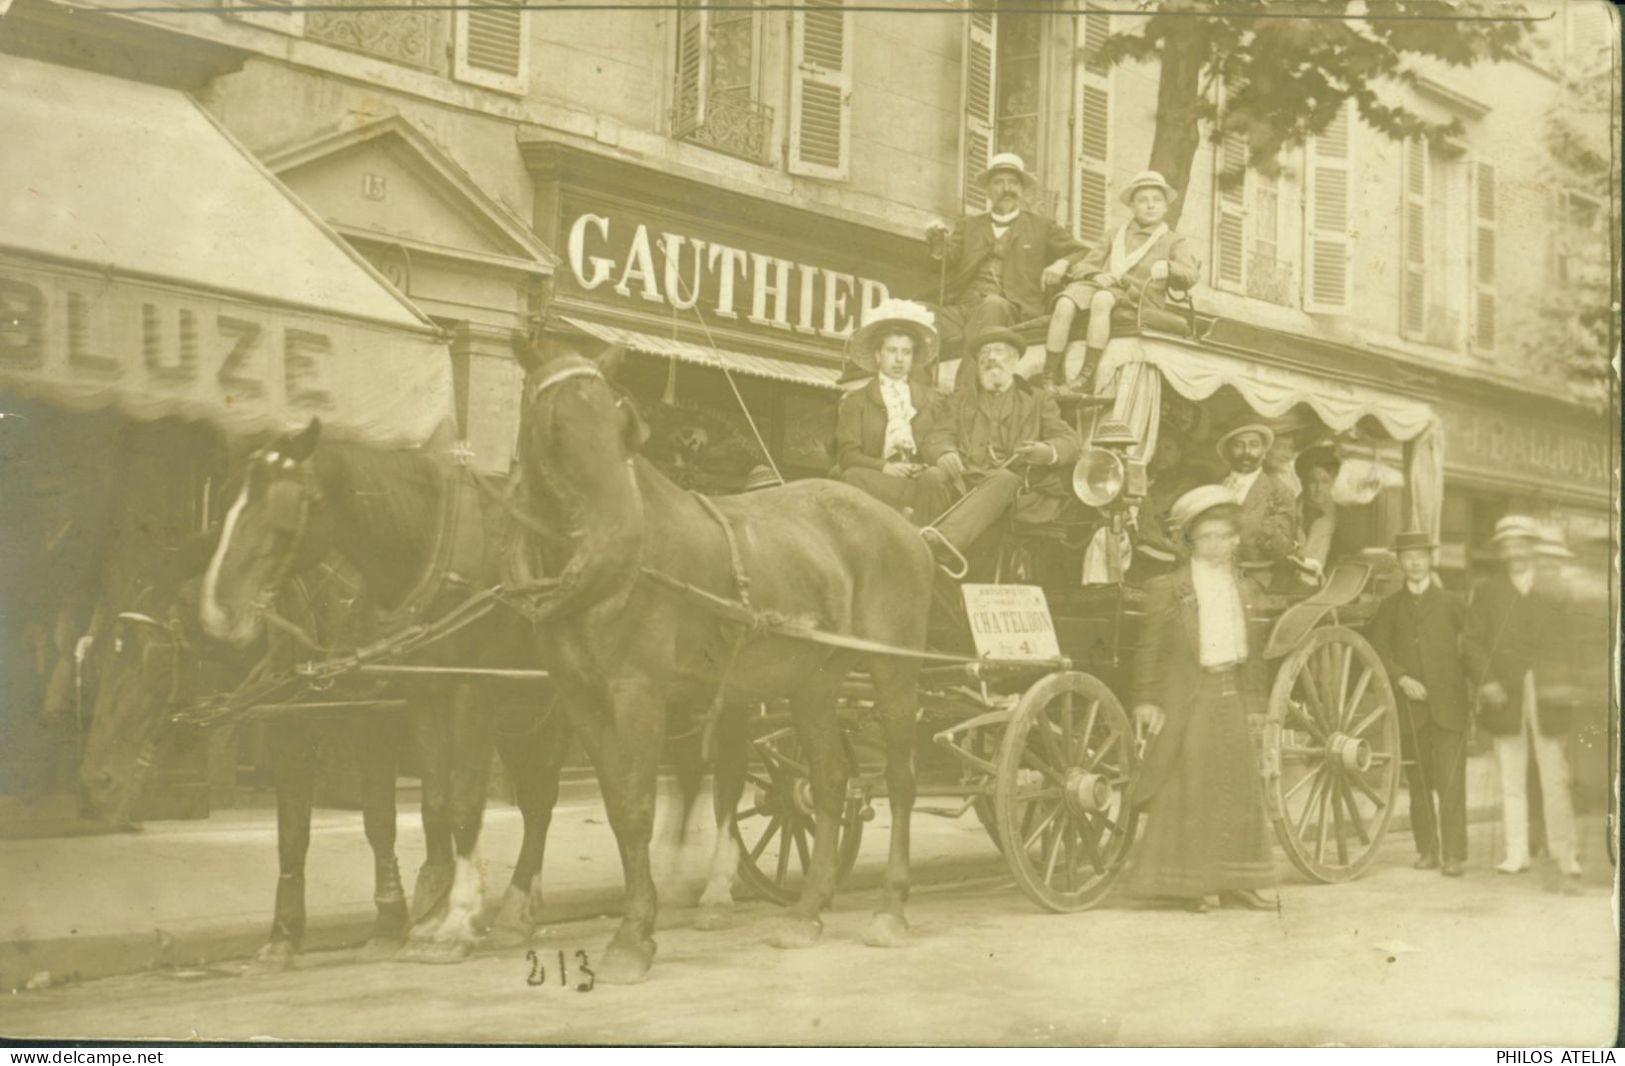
[767, 917, 822, 950]
[863, 912, 909, 949]
[597, 942, 654, 985]
[693, 904, 733, 932]
[409, 862, 456, 925]
[398, 937, 475, 965]
[244, 940, 297, 974]
[357, 936, 406, 963]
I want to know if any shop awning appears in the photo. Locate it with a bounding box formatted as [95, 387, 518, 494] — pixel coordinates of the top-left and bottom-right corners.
[0, 55, 454, 446]
[1099, 334, 1437, 443]
[557, 315, 843, 390]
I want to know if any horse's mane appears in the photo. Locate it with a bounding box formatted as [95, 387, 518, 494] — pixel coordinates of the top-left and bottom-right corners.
[312, 435, 446, 581]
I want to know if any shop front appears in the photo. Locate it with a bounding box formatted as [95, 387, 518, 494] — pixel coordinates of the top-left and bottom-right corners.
[519, 140, 933, 487]
[0, 55, 455, 829]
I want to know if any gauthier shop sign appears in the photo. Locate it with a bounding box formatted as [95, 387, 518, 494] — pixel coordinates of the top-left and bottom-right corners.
[525, 140, 929, 353]
[564, 207, 893, 341]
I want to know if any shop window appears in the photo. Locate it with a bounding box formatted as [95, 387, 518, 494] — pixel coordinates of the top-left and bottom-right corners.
[1212, 135, 1295, 305]
[673, 0, 774, 165]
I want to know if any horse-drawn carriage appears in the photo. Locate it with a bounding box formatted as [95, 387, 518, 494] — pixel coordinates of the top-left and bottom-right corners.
[715, 326, 1448, 912]
[83, 311, 1447, 981]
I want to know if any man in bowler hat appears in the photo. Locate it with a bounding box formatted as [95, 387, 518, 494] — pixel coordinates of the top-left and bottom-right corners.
[1366, 530, 1485, 876]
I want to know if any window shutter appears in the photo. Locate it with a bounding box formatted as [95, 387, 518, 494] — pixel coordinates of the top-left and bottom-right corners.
[1212, 134, 1249, 289]
[788, 0, 853, 181]
[959, 5, 997, 213]
[1302, 101, 1354, 314]
[1071, 12, 1111, 243]
[673, 2, 710, 134]
[221, 0, 303, 35]
[1399, 135, 1428, 338]
[454, 0, 528, 94]
[1471, 160, 1497, 351]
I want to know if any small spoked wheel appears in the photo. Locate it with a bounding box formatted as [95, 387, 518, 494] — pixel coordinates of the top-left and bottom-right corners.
[720, 726, 864, 905]
[1264, 626, 1401, 882]
[995, 672, 1137, 912]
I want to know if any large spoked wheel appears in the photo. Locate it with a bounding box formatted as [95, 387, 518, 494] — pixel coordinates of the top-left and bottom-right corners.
[995, 672, 1137, 912]
[719, 726, 865, 905]
[1264, 626, 1400, 882]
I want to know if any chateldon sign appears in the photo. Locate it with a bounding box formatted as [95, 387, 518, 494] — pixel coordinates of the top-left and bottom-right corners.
[0, 255, 453, 446]
[562, 207, 898, 342]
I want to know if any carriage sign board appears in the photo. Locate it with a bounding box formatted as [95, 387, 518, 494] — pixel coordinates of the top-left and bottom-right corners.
[960, 584, 1062, 661]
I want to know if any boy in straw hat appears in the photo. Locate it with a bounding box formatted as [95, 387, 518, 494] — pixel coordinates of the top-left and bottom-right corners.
[1043, 170, 1201, 394]
[925, 153, 1087, 373]
[1467, 515, 1582, 877]
[1366, 530, 1484, 877]
[835, 299, 952, 524]
[1124, 484, 1275, 913]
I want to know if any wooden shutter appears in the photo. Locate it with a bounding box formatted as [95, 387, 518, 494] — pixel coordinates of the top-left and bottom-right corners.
[1212, 134, 1249, 289]
[1071, 11, 1111, 243]
[788, 0, 853, 180]
[222, 0, 303, 35]
[673, 2, 710, 133]
[1399, 135, 1428, 338]
[1471, 160, 1497, 351]
[454, 0, 528, 94]
[959, 5, 997, 212]
[1302, 100, 1354, 313]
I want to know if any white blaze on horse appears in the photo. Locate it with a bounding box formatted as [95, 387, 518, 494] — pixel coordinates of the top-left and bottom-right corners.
[198, 420, 567, 964]
[512, 341, 934, 985]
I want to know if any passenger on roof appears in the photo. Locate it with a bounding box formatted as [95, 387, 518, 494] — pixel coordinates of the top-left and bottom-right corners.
[925, 153, 1086, 388]
[1044, 171, 1201, 396]
[834, 299, 952, 526]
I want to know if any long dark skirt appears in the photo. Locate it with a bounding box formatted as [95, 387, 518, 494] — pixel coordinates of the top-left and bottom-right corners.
[1123, 673, 1275, 898]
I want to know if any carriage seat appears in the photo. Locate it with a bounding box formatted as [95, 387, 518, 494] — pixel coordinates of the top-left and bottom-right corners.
[936, 282, 1200, 364]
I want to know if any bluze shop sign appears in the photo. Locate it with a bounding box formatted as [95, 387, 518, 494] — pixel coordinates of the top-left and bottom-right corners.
[565, 211, 894, 341]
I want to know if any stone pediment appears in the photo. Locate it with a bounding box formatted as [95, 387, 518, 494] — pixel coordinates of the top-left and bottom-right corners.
[265, 114, 556, 278]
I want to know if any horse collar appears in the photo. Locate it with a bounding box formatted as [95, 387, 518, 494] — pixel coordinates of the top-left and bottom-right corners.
[529, 364, 604, 403]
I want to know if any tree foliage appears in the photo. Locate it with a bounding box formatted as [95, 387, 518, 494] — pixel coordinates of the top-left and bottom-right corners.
[1093, 1, 1532, 224]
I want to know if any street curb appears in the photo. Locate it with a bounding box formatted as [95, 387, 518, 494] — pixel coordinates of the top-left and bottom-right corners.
[0, 794, 1502, 992]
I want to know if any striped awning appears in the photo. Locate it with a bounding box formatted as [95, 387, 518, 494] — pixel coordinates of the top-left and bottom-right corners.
[557, 315, 842, 390]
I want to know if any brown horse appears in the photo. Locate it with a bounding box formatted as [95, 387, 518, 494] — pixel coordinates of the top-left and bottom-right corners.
[198, 422, 568, 963]
[512, 343, 934, 984]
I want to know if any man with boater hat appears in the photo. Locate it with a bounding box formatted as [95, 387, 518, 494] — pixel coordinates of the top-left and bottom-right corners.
[1215, 421, 1299, 589]
[1366, 529, 1484, 876]
[925, 153, 1087, 374]
[1468, 514, 1582, 878]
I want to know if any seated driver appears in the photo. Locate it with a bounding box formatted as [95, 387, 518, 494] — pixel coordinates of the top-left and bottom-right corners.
[920, 328, 1081, 571]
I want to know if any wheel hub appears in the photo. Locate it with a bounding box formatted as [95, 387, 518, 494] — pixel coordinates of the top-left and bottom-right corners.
[1064, 768, 1111, 814]
[1327, 732, 1372, 773]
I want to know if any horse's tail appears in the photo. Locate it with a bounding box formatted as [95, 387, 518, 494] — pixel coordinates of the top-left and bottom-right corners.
[667, 702, 708, 845]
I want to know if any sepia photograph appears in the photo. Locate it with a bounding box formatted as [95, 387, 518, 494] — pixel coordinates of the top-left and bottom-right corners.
[0, 0, 1618, 1048]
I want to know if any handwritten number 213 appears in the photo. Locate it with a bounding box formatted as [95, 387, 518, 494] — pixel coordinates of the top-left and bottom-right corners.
[527, 948, 595, 992]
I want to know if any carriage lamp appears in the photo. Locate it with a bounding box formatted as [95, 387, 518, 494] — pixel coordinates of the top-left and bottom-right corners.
[1072, 447, 1125, 507]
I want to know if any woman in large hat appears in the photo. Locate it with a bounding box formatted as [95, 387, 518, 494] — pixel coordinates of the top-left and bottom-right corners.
[835, 298, 953, 524]
[1123, 484, 1276, 912]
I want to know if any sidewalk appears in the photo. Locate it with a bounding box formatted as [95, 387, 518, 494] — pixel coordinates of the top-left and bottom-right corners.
[0, 754, 1508, 991]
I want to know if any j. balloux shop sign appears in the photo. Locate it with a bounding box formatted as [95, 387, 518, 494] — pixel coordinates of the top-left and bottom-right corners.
[562, 208, 897, 342]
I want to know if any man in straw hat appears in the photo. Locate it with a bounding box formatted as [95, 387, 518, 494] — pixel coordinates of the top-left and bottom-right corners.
[1123, 484, 1275, 913]
[925, 153, 1087, 375]
[1215, 421, 1299, 590]
[918, 327, 1080, 572]
[835, 299, 952, 524]
[1043, 170, 1201, 394]
[1367, 530, 1484, 877]
[1467, 514, 1582, 878]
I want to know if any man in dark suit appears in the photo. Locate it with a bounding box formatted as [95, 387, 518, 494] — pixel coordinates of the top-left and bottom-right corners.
[1366, 530, 1484, 876]
[926, 153, 1085, 375]
[1469, 514, 1582, 878]
[1216, 422, 1299, 590]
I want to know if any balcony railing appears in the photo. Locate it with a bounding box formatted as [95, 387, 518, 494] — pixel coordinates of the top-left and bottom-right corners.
[674, 91, 775, 166]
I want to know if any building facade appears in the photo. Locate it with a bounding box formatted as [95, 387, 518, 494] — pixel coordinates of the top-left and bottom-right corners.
[1, 0, 1615, 815]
